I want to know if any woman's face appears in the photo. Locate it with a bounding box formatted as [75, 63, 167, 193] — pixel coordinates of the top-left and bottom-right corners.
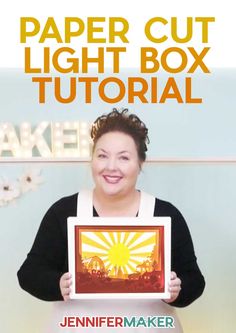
[91, 131, 141, 198]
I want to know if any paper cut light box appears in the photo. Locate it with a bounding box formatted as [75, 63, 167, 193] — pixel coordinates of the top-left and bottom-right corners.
[67, 217, 171, 299]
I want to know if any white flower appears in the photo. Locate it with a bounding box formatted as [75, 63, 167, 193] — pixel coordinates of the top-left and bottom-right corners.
[18, 168, 43, 193]
[0, 177, 21, 205]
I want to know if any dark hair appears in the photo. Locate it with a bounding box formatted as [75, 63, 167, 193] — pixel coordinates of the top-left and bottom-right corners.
[91, 108, 149, 162]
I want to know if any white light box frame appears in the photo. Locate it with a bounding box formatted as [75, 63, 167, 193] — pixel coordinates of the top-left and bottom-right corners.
[68, 217, 171, 299]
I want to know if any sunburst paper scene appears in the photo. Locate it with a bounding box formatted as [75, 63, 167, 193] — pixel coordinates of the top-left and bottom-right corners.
[74, 226, 165, 293]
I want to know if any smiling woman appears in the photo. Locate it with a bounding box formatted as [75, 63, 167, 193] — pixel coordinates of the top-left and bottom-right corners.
[17, 108, 205, 333]
[92, 132, 141, 211]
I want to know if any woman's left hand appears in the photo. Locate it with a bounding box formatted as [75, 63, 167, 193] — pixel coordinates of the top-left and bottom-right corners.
[163, 271, 182, 304]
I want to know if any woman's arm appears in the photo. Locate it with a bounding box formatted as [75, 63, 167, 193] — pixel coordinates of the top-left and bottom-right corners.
[17, 195, 77, 301]
[156, 199, 206, 307]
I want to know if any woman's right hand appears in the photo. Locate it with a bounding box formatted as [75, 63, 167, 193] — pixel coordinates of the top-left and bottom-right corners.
[59, 272, 72, 301]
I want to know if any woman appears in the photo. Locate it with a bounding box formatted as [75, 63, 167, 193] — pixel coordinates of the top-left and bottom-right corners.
[17, 108, 205, 332]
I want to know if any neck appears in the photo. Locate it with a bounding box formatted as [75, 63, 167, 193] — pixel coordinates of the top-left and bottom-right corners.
[93, 188, 140, 217]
